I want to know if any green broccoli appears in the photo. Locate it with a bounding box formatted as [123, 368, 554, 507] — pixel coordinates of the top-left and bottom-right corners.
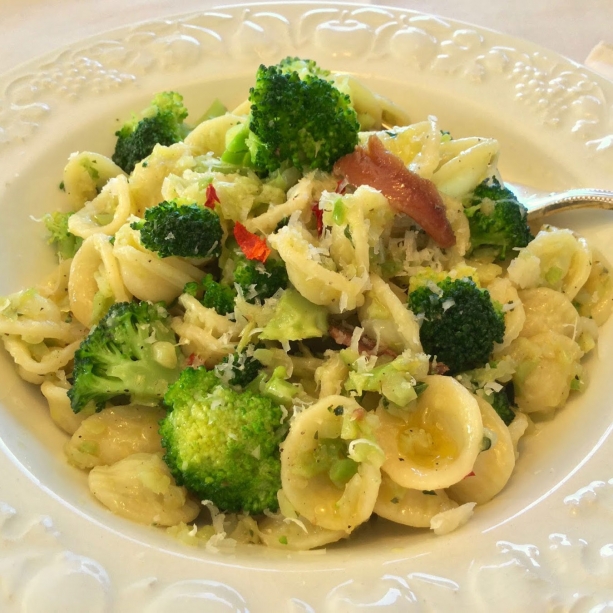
[160, 367, 286, 513]
[215, 347, 262, 388]
[43, 211, 83, 261]
[464, 177, 533, 260]
[184, 274, 236, 315]
[112, 91, 190, 173]
[68, 301, 182, 412]
[408, 277, 505, 374]
[232, 251, 289, 303]
[131, 201, 223, 259]
[482, 387, 515, 426]
[222, 58, 360, 174]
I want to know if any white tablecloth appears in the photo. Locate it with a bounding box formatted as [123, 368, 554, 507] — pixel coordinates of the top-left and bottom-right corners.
[2, 0, 612, 75]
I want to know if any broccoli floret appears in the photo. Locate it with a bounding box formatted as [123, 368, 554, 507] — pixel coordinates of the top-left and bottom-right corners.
[68, 301, 182, 412]
[482, 387, 515, 426]
[215, 348, 262, 388]
[408, 277, 505, 374]
[464, 177, 533, 260]
[184, 275, 236, 316]
[233, 252, 289, 302]
[43, 211, 83, 261]
[223, 58, 359, 174]
[160, 367, 286, 513]
[131, 201, 223, 258]
[112, 91, 190, 173]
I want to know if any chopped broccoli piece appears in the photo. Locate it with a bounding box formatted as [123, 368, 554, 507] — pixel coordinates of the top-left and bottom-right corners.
[43, 211, 83, 261]
[464, 177, 533, 260]
[112, 91, 190, 173]
[160, 367, 286, 513]
[408, 277, 505, 375]
[215, 348, 262, 388]
[68, 301, 182, 412]
[482, 387, 515, 426]
[260, 289, 328, 342]
[298, 437, 358, 489]
[131, 201, 222, 258]
[232, 252, 289, 303]
[345, 351, 429, 407]
[224, 58, 359, 174]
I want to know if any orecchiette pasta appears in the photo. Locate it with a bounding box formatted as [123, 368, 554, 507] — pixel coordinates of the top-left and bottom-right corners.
[447, 396, 515, 505]
[40, 381, 93, 435]
[281, 395, 382, 532]
[183, 114, 245, 156]
[268, 222, 369, 313]
[488, 278, 526, 351]
[88, 453, 200, 526]
[69, 232, 131, 327]
[68, 174, 134, 239]
[129, 143, 195, 215]
[63, 151, 126, 209]
[518, 287, 579, 340]
[503, 331, 583, 413]
[374, 473, 457, 527]
[376, 376, 483, 491]
[257, 514, 348, 550]
[65, 405, 165, 469]
[112, 223, 203, 303]
[508, 226, 592, 300]
[2, 61, 611, 554]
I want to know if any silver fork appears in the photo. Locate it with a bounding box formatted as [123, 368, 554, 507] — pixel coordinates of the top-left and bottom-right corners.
[498, 183, 613, 222]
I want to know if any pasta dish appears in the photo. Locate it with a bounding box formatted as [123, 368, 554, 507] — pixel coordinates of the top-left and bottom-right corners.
[0, 58, 610, 552]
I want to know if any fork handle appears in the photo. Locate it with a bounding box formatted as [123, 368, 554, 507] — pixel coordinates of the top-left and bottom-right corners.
[525, 189, 613, 221]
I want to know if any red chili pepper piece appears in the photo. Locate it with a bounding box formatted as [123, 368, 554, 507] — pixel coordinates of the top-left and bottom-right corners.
[464, 471, 476, 478]
[311, 202, 324, 236]
[234, 222, 271, 263]
[204, 183, 220, 210]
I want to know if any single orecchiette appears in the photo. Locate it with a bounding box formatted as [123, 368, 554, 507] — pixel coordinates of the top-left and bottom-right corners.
[69, 232, 131, 327]
[508, 226, 592, 300]
[432, 138, 499, 199]
[503, 330, 583, 413]
[376, 375, 483, 490]
[89, 452, 200, 526]
[281, 395, 382, 532]
[65, 405, 165, 470]
[112, 223, 202, 304]
[447, 395, 515, 505]
[518, 287, 579, 340]
[573, 248, 613, 326]
[40, 381, 94, 435]
[63, 151, 126, 209]
[374, 473, 457, 527]
[68, 174, 134, 239]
